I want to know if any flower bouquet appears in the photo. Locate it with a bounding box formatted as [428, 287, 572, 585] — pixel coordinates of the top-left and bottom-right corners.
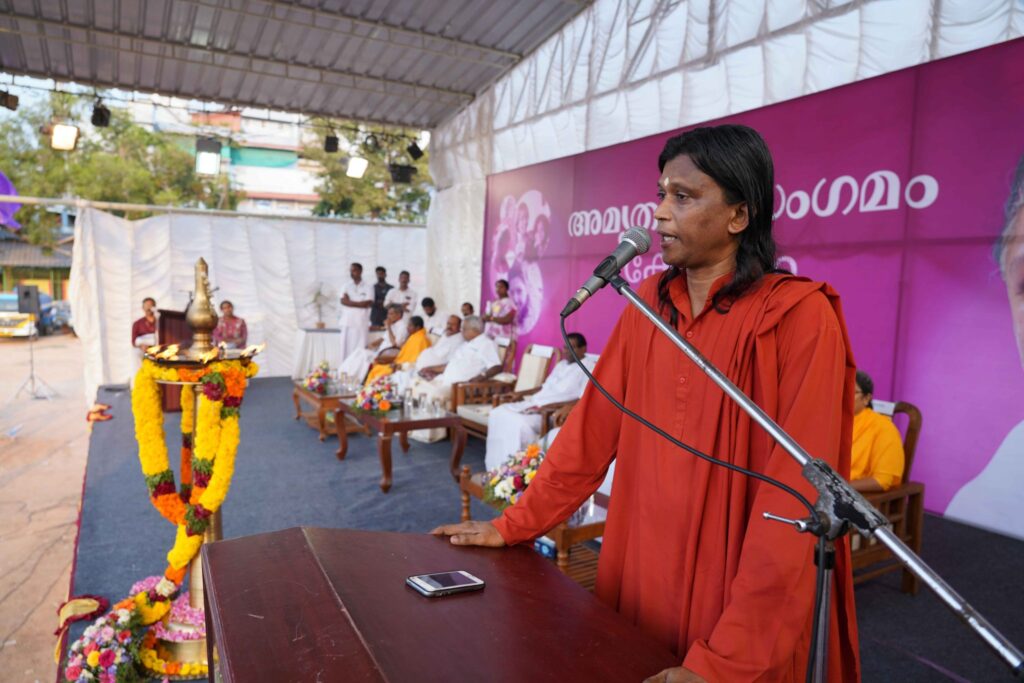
[64, 606, 144, 683]
[302, 361, 331, 395]
[484, 443, 544, 508]
[353, 376, 400, 415]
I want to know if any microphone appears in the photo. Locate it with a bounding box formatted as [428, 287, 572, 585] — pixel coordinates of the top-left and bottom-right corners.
[561, 226, 652, 318]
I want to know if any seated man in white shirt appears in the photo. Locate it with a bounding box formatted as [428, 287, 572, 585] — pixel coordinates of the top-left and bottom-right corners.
[416, 297, 448, 337]
[414, 315, 464, 370]
[338, 304, 407, 382]
[485, 333, 596, 471]
[411, 315, 500, 408]
[383, 270, 417, 313]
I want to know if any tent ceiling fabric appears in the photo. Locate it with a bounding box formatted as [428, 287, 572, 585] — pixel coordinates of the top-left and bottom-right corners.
[0, 0, 592, 128]
[423, 0, 1024, 311]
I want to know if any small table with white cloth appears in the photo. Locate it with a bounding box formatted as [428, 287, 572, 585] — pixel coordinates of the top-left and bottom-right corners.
[292, 327, 343, 379]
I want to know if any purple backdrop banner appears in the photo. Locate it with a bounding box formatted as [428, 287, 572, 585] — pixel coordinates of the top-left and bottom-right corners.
[481, 38, 1024, 538]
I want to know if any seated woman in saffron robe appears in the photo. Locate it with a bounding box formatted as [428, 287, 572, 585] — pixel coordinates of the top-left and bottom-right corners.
[431, 125, 861, 683]
[850, 370, 905, 492]
[364, 315, 431, 385]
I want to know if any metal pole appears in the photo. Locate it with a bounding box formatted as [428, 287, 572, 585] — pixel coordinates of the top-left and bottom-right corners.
[0, 195, 426, 228]
[608, 276, 1024, 677]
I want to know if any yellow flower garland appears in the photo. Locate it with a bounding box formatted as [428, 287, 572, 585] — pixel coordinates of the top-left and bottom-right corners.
[132, 358, 259, 601]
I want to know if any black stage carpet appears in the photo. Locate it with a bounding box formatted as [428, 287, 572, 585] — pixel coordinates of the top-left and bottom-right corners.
[69, 377, 1023, 681]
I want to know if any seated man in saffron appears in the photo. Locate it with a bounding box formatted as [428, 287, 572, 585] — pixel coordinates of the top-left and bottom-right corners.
[850, 370, 905, 492]
[365, 315, 431, 385]
[339, 304, 406, 382]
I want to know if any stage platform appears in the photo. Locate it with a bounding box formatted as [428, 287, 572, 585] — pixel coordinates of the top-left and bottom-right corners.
[67, 377, 1023, 681]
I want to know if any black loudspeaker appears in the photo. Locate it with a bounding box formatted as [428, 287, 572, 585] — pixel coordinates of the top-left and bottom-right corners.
[17, 285, 40, 317]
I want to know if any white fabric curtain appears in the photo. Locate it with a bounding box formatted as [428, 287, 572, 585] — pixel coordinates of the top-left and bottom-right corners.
[70, 208, 426, 404]
[427, 0, 1024, 309]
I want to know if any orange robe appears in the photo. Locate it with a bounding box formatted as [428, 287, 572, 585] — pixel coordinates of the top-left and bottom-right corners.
[492, 272, 860, 682]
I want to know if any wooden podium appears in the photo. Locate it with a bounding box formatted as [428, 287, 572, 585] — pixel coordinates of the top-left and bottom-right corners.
[157, 309, 192, 412]
[202, 527, 679, 682]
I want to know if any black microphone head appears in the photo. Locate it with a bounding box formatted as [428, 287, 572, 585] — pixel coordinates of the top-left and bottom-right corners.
[622, 226, 652, 255]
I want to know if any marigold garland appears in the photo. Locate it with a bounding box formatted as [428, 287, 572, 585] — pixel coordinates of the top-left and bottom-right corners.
[63, 357, 259, 681]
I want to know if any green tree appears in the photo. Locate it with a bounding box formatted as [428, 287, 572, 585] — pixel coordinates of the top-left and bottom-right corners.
[302, 120, 432, 223]
[0, 92, 240, 245]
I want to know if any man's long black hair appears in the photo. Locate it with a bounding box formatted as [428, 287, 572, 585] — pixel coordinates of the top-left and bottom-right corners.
[656, 124, 780, 325]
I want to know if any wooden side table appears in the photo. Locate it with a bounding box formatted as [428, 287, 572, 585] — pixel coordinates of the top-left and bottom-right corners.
[292, 382, 357, 441]
[335, 403, 468, 493]
[459, 466, 609, 591]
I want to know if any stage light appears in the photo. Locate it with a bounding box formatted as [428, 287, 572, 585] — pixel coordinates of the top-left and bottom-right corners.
[388, 164, 416, 184]
[91, 101, 111, 127]
[0, 90, 18, 111]
[346, 156, 368, 179]
[406, 141, 423, 160]
[50, 123, 80, 151]
[195, 137, 223, 176]
[364, 134, 379, 150]
[324, 134, 339, 153]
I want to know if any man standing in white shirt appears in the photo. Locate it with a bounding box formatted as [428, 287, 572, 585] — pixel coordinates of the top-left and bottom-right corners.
[339, 262, 373, 359]
[416, 297, 447, 337]
[411, 316, 500, 408]
[383, 270, 417, 313]
[485, 333, 596, 470]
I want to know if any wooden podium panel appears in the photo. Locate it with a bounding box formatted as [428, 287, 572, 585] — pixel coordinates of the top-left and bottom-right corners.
[157, 309, 191, 412]
[202, 527, 679, 682]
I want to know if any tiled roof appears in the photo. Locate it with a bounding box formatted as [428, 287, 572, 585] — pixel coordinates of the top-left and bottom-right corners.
[0, 239, 71, 268]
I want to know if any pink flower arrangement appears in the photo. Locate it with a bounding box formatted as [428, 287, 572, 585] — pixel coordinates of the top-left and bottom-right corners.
[353, 376, 400, 415]
[302, 361, 331, 394]
[484, 443, 545, 507]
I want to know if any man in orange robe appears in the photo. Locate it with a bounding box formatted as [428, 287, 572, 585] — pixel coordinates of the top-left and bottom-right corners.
[433, 124, 860, 682]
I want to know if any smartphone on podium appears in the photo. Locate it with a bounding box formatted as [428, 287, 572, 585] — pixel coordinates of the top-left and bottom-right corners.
[406, 570, 485, 598]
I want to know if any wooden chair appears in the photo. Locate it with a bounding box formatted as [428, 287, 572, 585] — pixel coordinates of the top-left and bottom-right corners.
[850, 400, 924, 594]
[454, 343, 559, 439]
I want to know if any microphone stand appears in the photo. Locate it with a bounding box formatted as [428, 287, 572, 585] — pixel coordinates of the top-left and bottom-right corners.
[600, 274, 1024, 680]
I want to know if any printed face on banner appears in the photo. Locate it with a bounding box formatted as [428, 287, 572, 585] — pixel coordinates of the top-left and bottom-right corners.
[481, 39, 1024, 539]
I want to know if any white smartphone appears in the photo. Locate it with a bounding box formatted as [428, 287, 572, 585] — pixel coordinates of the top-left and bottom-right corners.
[406, 570, 485, 598]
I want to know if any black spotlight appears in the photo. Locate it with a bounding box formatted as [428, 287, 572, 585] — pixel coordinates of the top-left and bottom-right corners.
[406, 141, 424, 160]
[1, 90, 19, 111]
[364, 134, 379, 150]
[91, 102, 111, 127]
[324, 134, 339, 153]
[388, 163, 417, 184]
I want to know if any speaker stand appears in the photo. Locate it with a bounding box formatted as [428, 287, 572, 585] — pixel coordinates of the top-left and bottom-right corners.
[12, 326, 58, 401]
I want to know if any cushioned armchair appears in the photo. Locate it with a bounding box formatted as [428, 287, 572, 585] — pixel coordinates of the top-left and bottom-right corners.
[454, 344, 559, 439]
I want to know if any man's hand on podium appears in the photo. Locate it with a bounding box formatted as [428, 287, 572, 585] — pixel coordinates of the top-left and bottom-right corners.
[643, 666, 706, 683]
[430, 521, 506, 547]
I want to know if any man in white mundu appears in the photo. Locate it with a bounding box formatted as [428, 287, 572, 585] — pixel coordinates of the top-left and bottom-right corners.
[411, 316, 500, 408]
[339, 262, 373, 359]
[485, 333, 596, 471]
[414, 315, 464, 370]
[339, 305, 407, 383]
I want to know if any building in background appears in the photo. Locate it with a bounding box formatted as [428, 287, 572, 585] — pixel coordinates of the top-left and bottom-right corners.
[0, 226, 71, 297]
[130, 96, 322, 216]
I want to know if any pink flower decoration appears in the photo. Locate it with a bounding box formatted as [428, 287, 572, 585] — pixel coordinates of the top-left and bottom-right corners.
[65, 665, 82, 681]
[99, 649, 116, 667]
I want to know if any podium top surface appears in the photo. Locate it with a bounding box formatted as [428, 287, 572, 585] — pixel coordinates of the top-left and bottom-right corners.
[202, 527, 678, 682]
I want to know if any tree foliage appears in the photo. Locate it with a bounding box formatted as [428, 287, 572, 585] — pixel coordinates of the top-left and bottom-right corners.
[302, 120, 432, 223]
[0, 93, 240, 245]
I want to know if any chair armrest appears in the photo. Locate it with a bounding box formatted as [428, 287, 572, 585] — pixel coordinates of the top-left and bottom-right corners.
[493, 387, 541, 406]
[452, 380, 514, 409]
[864, 481, 925, 506]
